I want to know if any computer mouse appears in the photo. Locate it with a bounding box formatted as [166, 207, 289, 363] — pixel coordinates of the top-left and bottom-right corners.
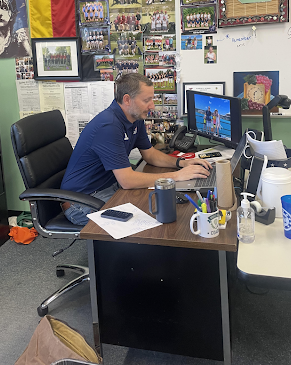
[176, 192, 189, 204]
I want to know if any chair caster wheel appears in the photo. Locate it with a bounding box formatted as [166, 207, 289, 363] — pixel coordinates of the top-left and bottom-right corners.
[56, 269, 65, 277]
[37, 305, 48, 317]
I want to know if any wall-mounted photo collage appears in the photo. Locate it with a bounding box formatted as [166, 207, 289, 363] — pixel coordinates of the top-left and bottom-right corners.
[78, 0, 178, 128]
[144, 92, 177, 143]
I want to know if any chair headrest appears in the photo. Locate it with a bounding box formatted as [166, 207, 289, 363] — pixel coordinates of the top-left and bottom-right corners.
[11, 110, 66, 158]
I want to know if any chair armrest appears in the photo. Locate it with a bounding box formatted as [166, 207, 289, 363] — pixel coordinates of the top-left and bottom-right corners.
[19, 188, 105, 210]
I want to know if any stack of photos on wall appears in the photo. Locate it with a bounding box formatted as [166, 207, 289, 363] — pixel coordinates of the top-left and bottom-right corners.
[180, 0, 217, 35]
[145, 93, 178, 145]
[78, 0, 112, 77]
[15, 57, 34, 80]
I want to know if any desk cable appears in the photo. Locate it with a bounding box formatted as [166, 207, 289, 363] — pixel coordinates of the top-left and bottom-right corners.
[52, 239, 76, 257]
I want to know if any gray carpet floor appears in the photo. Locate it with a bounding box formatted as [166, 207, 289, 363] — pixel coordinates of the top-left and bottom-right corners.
[1, 236, 291, 365]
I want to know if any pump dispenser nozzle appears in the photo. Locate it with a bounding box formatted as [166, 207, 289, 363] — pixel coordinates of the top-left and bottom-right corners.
[240, 192, 254, 209]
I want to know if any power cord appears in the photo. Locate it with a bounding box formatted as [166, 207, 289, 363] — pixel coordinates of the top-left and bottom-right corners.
[52, 239, 76, 257]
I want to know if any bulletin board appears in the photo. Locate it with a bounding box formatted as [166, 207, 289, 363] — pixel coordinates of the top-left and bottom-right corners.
[177, 2, 291, 116]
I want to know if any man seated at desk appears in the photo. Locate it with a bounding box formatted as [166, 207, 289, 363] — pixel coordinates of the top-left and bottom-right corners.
[61, 73, 212, 225]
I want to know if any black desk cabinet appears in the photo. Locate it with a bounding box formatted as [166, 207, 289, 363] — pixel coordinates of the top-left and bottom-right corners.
[93, 240, 224, 361]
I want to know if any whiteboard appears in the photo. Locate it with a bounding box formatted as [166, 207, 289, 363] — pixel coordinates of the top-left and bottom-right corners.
[175, 1, 291, 116]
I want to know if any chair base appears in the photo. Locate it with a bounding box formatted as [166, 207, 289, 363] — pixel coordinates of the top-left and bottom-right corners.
[37, 264, 89, 317]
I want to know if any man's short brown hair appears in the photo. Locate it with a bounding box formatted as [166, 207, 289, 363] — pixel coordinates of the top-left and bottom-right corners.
[115, 73, 153, 104]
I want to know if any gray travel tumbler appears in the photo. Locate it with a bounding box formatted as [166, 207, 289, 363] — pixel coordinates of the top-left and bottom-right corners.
[149, 178, 176, 223]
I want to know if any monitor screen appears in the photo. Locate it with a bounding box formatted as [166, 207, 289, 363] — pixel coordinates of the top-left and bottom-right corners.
[186, 90, 242, 149]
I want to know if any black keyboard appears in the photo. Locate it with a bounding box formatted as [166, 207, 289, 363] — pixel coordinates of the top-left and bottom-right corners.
[193, 165, 216, 189]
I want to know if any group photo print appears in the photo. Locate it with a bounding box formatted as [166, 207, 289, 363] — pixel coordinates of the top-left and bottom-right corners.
[109, 0, 142, 8]
[114, 55, 143, 79]
[79, 1, 109, 25]
[111, 31, 142, 56]
[145, 67, 176, 92]
[181, 5, 217, 33]
[144, 53, 159, 65]
[100, 68, 114, 80]
[144, 35, 162, 52]
[42, 46, 72, 71]
[80, 27, 110, 52]
[110, 8, 142, 32]
[142, 3, 175, 34]
[94, 54, 114, 69]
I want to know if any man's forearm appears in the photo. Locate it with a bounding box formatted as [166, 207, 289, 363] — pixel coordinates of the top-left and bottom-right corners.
[141, 147, 177, 168]
[116, 168, 179, 189]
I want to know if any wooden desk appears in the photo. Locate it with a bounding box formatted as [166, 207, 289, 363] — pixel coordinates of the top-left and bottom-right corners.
[81, 164, 237, 365]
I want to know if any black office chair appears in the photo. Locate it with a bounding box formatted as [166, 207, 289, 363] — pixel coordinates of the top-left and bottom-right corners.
[11, 110, 104, 316]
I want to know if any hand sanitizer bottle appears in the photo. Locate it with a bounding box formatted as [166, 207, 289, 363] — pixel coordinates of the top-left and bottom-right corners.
[237, 192, 255, 243]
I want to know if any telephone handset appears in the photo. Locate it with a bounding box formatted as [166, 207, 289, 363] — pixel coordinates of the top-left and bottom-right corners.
[169, 126, 197, 152]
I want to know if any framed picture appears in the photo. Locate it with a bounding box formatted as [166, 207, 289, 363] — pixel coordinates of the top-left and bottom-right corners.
[218, 0, 289, 27]
[183, 82, 225, 114]
[181, 4, 217, 34]
[233, 71, 279, 115]
[31, 38, 82, 81]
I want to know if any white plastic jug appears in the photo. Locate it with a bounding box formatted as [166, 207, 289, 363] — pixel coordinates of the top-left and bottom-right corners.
[260, 167, 291, 218]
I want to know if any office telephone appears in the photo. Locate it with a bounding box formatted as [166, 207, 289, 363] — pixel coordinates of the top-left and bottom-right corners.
[169, 126, 197, 152]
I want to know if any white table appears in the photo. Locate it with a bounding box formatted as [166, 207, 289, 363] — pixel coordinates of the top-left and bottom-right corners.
[237, 218, 291, 289]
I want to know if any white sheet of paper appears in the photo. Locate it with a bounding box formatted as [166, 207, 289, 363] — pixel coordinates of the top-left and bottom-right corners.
[39, 81, 65, 112]
[65, 113, 93, 147]
[247, 133, 287, 160]
[64, 82, 90, 114]
[88, 81, 114, 115]
[16, 79, 41, 113]
[87, 203, 162, 239]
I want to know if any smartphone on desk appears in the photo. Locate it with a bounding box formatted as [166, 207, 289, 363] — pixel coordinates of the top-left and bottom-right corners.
[101, 209, 133, 222]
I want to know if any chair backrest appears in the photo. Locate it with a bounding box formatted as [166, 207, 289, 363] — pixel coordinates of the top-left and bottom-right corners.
[11, 110, 73, 227]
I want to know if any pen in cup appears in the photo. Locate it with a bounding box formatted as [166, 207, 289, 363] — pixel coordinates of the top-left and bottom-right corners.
[214, 187, 217, 199]
[205, 198, 211, 213]
[201, 203, 207, 213]
[185, 194, 202, 212]
[196, 190, 203, 202]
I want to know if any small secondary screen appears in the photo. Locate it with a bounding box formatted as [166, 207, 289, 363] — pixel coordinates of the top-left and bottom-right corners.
[193, 93, 231, 141]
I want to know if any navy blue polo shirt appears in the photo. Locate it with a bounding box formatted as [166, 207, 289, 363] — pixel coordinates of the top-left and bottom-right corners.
[61, 100, 152, 194]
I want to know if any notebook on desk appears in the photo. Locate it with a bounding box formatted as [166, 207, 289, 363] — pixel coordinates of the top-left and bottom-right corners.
[175, 134, 247, 192]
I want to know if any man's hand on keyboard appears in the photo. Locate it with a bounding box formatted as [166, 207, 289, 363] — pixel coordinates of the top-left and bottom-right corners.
[180, 158, 212, 170]
[175, 164, 211, 181]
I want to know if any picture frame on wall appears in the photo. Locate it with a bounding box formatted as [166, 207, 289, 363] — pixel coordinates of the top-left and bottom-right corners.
[218, 0, 289, 27]
[183, 82, 225, 114]
[233, 71, 279, 115]
[31, 38, 82, 81]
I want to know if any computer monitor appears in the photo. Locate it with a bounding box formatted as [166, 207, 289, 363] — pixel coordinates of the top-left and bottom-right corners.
[186, 90, 242, 149]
